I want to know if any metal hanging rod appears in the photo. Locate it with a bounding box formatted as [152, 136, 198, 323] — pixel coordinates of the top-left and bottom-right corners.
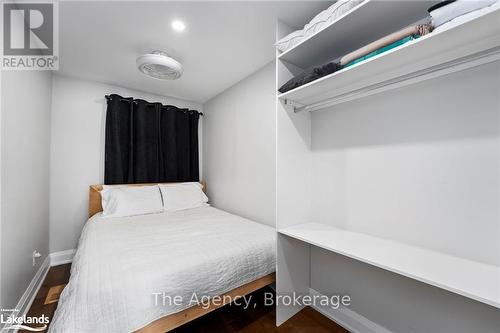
[105, 95, 137, 103]
[283, 99, 305, 113]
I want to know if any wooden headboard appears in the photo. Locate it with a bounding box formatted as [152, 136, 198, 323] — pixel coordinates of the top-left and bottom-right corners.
[88, 182, 206, 218]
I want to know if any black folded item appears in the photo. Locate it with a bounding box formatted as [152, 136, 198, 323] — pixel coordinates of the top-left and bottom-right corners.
[428, 0, 456, 13]
[278, 61, 342, 93]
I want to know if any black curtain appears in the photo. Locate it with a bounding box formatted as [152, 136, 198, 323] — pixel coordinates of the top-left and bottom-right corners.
[104, 94, 200, 184]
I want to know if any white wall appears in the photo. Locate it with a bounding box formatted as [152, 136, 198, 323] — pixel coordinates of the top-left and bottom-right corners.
[49, 75, 202, 253]
[312, 247, 500, 333]
[275, 22, 314, 325]
[0, 69, 2, 308]
[1, 71, 52, 308]
[311, 62, 500, 266]
[309, 62, 500, 330]
[202, 62, 276, 226]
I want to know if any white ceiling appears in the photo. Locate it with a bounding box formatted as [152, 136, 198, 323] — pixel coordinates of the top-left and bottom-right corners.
[58, 1, 331, 103]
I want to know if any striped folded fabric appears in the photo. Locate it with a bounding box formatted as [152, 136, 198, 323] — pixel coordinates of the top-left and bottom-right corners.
[344, 35, 419, 68]
[339, 24, 434, 66]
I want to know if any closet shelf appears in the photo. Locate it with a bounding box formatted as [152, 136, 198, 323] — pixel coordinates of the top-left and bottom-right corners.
[279, 223, 500, 309]
[278, 7, 500, 112]
[278, 0, 436, 69]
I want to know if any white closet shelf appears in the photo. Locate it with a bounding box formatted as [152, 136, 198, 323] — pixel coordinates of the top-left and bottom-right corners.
[278, 223, 500, 309]
[278, 0, 436, 69]
[278, 7, 500, 112]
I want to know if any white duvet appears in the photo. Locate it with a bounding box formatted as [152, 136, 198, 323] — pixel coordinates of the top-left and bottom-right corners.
[49, 207, 276, 333]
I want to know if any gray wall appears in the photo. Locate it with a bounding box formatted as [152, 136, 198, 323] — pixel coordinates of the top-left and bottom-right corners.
[49, 75, 202, 252]
[1, 71, 52, 308]
[203, 62, 276, 226]
[309, 62, 500, 331]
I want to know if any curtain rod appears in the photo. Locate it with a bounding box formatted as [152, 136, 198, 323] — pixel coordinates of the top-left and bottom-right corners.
[105, 95, 203, 116]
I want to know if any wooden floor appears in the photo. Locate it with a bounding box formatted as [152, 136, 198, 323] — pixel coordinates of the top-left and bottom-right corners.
[24, 264, 348, 333]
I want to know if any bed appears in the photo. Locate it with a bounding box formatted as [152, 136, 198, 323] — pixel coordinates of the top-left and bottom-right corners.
[49, 183, 276, 333]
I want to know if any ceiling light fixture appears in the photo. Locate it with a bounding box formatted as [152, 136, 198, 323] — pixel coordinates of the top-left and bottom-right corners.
[171, 20, 186, 32]
[136, 51, 183, 80]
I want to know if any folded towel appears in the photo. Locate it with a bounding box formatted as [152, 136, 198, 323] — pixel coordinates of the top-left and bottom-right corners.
[345, 35, 419, 67]
[340, 24, 434, 66]
[278, 61, 342, 93]
[429, 0, 498, 27]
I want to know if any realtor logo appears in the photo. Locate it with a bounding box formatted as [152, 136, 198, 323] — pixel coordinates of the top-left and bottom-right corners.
[1, 1, 58, 70]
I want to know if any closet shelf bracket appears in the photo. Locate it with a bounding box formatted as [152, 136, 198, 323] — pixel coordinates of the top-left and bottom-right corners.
[283, 99, 306, 113]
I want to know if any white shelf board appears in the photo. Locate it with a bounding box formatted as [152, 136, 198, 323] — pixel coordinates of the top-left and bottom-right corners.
[278, 7, 500, 111]
[279, 223, 500, 309]
[278, 0, 438, 69]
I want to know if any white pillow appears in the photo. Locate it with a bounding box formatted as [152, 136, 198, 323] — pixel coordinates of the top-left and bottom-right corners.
[101, 185, 163, 218]
[433, 1, 500, 33]
[159, 182, 209, 212]
[429, 0, 498, 27]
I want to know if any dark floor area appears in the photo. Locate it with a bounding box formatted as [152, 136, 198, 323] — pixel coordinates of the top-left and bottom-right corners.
[24, 264, 348, 333]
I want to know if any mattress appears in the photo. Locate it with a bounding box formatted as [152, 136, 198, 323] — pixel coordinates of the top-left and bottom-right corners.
[49, 206, 276, 333]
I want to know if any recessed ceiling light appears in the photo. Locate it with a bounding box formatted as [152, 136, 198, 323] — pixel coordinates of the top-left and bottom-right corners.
[171, 20, 186, 32]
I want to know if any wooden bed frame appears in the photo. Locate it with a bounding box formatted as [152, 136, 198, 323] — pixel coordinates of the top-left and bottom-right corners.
[87, 183, 276, 333]
[136, 273, 275, 333]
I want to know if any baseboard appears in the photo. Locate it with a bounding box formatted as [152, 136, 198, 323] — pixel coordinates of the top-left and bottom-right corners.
[1, 250, 75, 332]
[49, 249, 76, 266]
[2, 255, 51, 332]
[309, 288, 393, 333]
